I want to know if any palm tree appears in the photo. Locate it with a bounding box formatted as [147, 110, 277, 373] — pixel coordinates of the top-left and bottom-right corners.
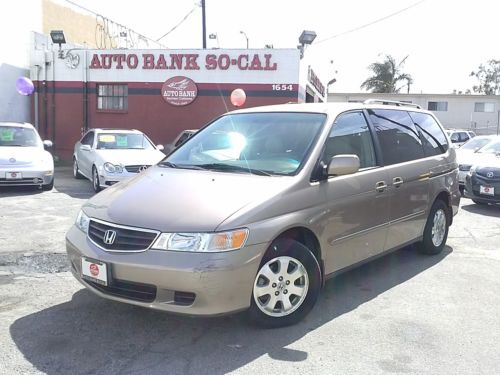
[360, 55, 413, 93]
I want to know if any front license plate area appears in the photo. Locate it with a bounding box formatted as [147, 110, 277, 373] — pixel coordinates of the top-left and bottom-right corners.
[6, 172, 22, 179]
[81, 257, 109, 286]
[480, 185, 494, 196]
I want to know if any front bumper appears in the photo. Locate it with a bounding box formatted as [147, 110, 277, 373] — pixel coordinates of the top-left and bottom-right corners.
[0, 166, 53, 186]
[464, 174, 500, 204]
[66, 225, 267, 316]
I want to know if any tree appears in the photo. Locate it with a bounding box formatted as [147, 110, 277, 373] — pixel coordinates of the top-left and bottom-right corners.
[470, 59, 500, 95]
[360, 55, 413, 93]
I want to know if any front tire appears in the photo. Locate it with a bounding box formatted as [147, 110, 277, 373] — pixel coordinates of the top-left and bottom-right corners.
[248, 238, 321, 328]
[92, 166, 101, 193]
[42, 178, 54, 191]
[73, 158, 84, 179]
[472, 199, 487, 205]
[417, 200, 449, 255]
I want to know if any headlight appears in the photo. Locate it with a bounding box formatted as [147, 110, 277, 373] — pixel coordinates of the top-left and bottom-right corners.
[151, 229, 249, 252]
[103, 162, 123, 173]
[75, 210, 90, 233]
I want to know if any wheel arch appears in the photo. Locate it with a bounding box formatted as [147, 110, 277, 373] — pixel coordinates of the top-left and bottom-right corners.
[433, 190, 453, 225]
[268, 226, 324, 284]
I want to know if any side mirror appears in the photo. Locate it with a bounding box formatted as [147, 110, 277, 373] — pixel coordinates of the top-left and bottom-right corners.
[43, 140, 53, 149]
[328, 154, 360, 176]
[80, 144, 91, 152]
[156, 144, 164, 151]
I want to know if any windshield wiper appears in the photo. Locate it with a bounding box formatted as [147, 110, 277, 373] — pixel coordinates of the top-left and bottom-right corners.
[158, 161, 177, 168]
[158, 161, 206, 170]
[196, 163, 272, 176]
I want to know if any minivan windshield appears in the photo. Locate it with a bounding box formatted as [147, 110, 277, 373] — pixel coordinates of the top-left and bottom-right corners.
[163, 112, 326, 176]
[0, 126, 41, 147]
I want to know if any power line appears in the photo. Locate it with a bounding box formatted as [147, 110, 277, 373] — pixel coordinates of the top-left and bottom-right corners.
[315, 0, 426, 45]
[156, 6, 199, 42]
[62, 0, 166, 48]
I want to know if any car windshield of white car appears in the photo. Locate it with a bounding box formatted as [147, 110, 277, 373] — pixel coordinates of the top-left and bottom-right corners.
[96, 133, 154, 150]
[165, 112, 326, 176]
[461, 137, 491, 151]
[478, 140, 500, 154]
[0, 126, 40, 147]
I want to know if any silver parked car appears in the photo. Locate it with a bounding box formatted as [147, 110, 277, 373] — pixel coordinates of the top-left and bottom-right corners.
[73, 128, 165, 192]
[66, 101, 460, 327]
[0, 122, 54, 190]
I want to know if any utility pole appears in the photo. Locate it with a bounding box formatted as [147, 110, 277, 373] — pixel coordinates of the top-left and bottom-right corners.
[201, 0, 207, 48]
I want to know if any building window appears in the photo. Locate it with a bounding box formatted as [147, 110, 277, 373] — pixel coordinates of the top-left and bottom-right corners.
[97, 84, 128, 111]
[474, 102, 495, 113]
[428, 101, 448, 111]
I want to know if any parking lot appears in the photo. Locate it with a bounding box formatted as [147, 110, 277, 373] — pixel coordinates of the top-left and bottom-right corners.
[1, 167, 500, 375]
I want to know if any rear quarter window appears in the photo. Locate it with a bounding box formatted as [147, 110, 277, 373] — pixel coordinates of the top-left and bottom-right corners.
[409, 112, 448, 156]
[368, 109, 424, 165]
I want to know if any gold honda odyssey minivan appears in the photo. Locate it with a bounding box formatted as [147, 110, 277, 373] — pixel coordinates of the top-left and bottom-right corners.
[66, 100, 460, 328]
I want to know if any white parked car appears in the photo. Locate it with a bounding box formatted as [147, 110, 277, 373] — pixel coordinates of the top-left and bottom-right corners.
[73, 129, 165, 192]
[0, 122, 54, 190]
[446, 129, 476, 148]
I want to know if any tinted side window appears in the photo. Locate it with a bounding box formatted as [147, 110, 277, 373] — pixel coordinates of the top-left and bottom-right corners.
[368, 109, 424, 165]
[322, 111, 376, 169]
[175, 132, 190, 147]
[459, 132, 469, 142]
[81, 131, 94, 146]
[408, 112, 448, 156]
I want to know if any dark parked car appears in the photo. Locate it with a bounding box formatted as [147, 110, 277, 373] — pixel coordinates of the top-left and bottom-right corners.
[464, 140, 500, 204]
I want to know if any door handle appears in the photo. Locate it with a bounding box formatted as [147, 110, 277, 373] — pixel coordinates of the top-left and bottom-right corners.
[375, 181, 387, 192]
[393, 177, 404, 187]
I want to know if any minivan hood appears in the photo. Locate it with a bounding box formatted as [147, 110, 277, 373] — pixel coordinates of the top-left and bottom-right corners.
[0, 146, 46, 166]
[83, 166, 293, 232]
[96, 149, 164, 166]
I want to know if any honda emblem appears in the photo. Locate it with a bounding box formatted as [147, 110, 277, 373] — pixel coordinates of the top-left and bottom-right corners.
[103, 230, 117, 245]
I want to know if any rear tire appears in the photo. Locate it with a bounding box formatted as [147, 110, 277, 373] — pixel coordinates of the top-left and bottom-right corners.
[248, 238, 321, 328]
[417, 200, 449, 255]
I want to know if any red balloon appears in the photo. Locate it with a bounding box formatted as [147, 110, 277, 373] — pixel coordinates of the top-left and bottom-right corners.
[230, 88, 246, 107]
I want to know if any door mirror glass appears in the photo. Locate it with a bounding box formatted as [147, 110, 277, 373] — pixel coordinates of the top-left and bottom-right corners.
[80, 144, 91, 151]
[328, 154, 360, 176]
[156, 144, 164, 151]
[43, 140, 53, 148]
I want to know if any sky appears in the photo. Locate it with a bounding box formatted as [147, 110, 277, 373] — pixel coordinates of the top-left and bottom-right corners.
[59, 0, 500, 94]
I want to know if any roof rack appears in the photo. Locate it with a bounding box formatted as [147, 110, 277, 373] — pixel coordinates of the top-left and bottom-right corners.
[363, 99, 422, 109]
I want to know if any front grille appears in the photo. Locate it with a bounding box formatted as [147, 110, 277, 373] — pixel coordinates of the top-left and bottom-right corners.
[476, 172, 500, 182]
[174, 291, 196, 306]
[86, 279, 157, 303]
[125, 165, 151, 173]
[88, 220, 158, 251]
[0, 177, 43, 186]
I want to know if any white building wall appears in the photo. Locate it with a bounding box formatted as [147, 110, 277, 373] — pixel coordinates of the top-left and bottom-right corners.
[0, 0, 42, 122]
[328, 93, 500, 135]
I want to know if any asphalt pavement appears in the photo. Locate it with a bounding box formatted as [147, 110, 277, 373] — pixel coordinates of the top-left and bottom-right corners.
[1, 167, 500, 375]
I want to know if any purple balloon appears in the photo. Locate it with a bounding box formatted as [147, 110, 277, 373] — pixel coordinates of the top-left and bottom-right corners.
[16, 77, 34, 96]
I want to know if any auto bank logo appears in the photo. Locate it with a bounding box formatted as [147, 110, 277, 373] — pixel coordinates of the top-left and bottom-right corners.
[161, 76, 198, 106]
